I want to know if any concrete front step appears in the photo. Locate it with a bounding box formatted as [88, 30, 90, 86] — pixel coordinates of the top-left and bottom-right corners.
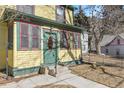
[47, 65, 71, 77]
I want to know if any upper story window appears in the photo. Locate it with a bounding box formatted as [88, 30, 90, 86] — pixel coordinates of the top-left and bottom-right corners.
[106, 49, 109, 54]
[56, 6, 65, 23]
[16, 5, 34, 14]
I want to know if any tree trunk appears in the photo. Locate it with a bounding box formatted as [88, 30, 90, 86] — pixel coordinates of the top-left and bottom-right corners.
[88, 35, 92, 53]
[95, 41, 101, 55]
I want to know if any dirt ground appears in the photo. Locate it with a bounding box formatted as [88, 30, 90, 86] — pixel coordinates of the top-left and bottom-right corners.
[82, 53, 124, 68]
[69, 64, 124, 88]
[36, 84, 76, 88]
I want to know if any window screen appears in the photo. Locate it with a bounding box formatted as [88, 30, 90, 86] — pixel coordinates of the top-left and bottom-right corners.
[20, 23, 29, 48]
[74, 33, 79, 48]
[60, 31, 68, 48]
[32, 26, 40, 48]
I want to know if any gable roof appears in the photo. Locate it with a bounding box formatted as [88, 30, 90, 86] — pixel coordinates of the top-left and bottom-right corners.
[100, 33, 124, 46]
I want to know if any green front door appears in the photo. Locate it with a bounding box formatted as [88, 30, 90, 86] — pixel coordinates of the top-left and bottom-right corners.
[43, 31, 57, 65]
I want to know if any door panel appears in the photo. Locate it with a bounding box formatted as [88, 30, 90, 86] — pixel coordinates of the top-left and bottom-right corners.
[43, 31, 57, 65]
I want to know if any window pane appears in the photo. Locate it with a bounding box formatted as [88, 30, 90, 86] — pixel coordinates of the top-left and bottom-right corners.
[60, 31, 68, 48]
[32, 26, 39, 36]
[32, 38, 39, 48]
[20, 23, 29, 48]
[32, 26, 40, 48]
[56, 6, 65, 23]
[74, 33, 79, 48]
[21, 37, 28, 48]
[21, 23, 28, 35]
[68, 32, 74, 49]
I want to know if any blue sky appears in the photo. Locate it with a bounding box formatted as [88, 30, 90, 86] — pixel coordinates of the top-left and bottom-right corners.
[73, 5, 102, 17]
[73, 5, 90, 16]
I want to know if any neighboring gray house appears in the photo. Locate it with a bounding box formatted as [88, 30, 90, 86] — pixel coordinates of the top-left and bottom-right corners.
[81, 32, 88, 53]
[100, 33, 124, 57]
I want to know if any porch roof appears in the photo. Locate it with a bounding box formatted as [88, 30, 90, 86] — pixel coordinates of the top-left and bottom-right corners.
[2, 8, 86, 33]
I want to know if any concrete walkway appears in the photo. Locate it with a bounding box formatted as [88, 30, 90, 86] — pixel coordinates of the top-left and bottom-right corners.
[0, 73, 108, 88]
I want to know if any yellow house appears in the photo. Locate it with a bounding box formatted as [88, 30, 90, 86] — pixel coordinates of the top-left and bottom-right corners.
[0, 5, 85, 77]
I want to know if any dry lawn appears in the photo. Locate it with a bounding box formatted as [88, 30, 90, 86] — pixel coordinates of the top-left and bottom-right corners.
[69, 64, 124, 88]
[83, 53, 124, 68]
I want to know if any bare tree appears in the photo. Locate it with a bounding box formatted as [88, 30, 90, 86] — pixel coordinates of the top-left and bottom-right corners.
[83, 5, 124, 54]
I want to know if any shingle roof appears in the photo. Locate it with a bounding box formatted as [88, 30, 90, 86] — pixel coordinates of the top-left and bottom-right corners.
[100, 35, 116, 46]
[100, 33, 124, 46]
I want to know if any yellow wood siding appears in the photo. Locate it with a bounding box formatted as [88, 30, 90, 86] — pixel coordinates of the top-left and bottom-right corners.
[0, 22, 13, 70]
[0, 23, 7, 69]
[14, 51, 42, 68]
[59, 49, 81, 62]
[35, 5, 56, 20]
[65, 8, 73, 25]
[8, 50, 13, 67]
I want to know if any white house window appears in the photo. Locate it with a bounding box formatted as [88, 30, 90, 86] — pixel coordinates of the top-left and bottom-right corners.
[116, 49, 120, 56]
[56, 6, 65, 23]
[17, 5, 34, 14]
[106, 49, 108, 54]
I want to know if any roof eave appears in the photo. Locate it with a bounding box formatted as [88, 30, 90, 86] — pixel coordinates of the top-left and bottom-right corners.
[3, 8, 86, 33]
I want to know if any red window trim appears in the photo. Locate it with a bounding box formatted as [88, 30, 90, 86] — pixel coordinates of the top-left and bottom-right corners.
[20, 22, 29, 50]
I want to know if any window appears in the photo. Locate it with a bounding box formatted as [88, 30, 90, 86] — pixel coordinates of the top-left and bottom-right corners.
[74, 33, 81, 49]
[116, 49, 120, 56]
[117, 39, 120, 45]
[32, 25, 40, 48]
[56, 6, 65, 23]
[60, 31, 68, 48]
[20, 23, 29, 49]
[106, 49, 108, 54]
[74, 33, 78, 48]
[68, 32, 74, 48]
[60, 31, 81, 49]
[18, 22, 40, 50]
[17, 5, 34, 14]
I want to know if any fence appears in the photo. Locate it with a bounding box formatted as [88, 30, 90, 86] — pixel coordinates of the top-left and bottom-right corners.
[82, 53, 124, 68]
